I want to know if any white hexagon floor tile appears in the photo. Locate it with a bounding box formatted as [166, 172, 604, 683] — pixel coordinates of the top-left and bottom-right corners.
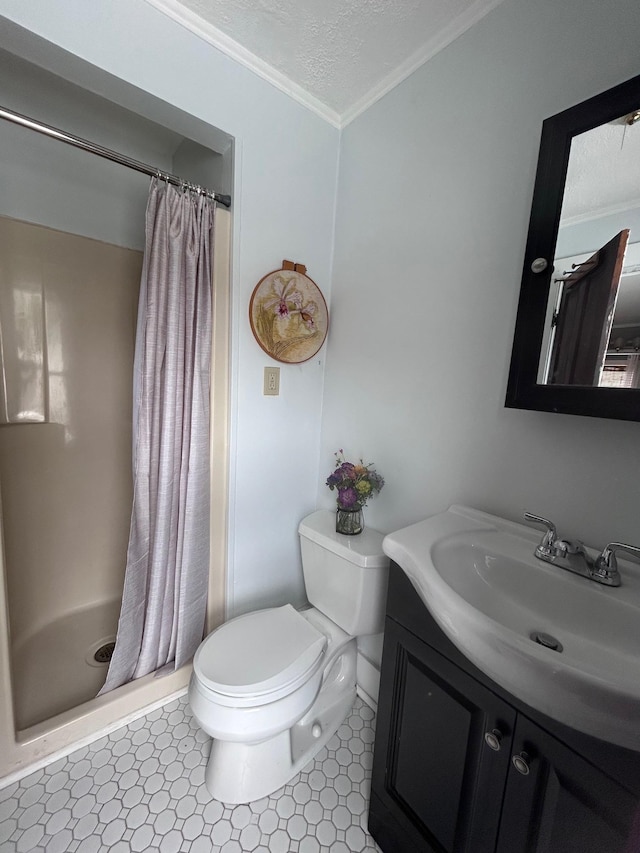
[0, 697, 381, 852]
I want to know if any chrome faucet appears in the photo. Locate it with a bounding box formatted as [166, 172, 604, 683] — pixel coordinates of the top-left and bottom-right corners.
[524, 512, 640, 587]
[525, 512, 558, 561]
[592, 543, 640, 586]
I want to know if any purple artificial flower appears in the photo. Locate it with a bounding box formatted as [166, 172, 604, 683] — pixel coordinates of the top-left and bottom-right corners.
[337, 487, 359, 509]
[368, 471, 385, 491]
[338, 462, 356, 480]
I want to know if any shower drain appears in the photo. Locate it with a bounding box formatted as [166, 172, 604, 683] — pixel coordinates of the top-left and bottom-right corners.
[86, 637, 117, 667]
[94, 642, 116, 664]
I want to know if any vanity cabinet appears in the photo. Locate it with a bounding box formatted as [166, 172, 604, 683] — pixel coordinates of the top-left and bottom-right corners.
[369, 564, 640, 853]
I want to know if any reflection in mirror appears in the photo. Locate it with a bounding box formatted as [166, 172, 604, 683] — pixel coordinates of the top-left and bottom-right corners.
[505, 72, 640, 422]
[538, 112, 640, 388]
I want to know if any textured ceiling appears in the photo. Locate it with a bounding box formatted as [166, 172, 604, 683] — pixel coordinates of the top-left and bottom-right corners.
[147, 0, 640, 223]
[147, 0, 505, 125]
[562, 118, 640, 224]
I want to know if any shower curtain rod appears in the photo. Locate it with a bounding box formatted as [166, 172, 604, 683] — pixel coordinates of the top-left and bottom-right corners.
[0, 104, 232, 208]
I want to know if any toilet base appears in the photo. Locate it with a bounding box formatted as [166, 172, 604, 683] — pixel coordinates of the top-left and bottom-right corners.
[205, 640, 357, 803]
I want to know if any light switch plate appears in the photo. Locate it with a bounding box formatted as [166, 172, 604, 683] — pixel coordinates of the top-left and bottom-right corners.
[264, 366, 280, 395]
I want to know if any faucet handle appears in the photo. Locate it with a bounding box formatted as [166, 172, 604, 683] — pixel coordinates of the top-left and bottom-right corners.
[523, 512, 556, 532]
[593, 542, 640, 586]
[524, 512, 558, 559]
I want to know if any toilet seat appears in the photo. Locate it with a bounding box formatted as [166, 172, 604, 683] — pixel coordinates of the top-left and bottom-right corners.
[193, 604, 327, 707]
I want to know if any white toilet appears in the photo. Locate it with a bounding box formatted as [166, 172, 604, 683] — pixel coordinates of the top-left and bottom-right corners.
[188, 509, 389, 804]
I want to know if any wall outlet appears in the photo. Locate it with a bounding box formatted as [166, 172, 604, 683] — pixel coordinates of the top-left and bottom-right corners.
[263, 366, 280, 395]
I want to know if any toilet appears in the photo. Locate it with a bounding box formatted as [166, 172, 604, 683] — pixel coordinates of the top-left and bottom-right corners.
[188, 509, 389, 804]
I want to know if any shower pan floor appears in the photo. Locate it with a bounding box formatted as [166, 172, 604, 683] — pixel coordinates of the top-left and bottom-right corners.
[11, 599, 120, 731]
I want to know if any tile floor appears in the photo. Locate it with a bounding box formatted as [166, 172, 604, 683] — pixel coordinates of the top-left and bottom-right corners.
[0, 696, 381, 853]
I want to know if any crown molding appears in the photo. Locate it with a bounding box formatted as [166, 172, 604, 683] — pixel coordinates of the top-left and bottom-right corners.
[561, 199, 640, 228]
[143, 0, 342, 128]
[341, 0, 506, 127]
[144, 0, 505, 131]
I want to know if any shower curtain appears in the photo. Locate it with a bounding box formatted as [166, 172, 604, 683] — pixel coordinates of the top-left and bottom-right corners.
[101, 178, 215, 694]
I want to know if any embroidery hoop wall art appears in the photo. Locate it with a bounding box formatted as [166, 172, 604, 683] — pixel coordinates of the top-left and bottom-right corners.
[249, 261, 329, 364]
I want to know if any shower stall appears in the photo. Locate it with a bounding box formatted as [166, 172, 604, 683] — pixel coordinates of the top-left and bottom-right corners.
[0, 51, 232, 781]
[0, 215, 142, 730]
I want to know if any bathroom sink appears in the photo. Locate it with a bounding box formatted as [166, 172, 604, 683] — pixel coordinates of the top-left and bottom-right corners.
[383, 505, 640, 751]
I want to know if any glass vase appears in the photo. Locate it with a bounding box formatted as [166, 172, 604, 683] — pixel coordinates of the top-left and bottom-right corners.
[336, 505, 363, 535]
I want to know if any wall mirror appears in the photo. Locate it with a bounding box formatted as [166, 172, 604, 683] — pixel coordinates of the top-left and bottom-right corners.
[506, 72, 640, 421]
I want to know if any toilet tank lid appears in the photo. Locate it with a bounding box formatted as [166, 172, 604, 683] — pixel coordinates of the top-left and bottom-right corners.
[194, 604, 327, 698]
[299, 510, 388, 568]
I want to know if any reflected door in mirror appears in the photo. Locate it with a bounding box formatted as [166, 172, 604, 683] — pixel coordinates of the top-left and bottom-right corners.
[546, 230, 628, 385]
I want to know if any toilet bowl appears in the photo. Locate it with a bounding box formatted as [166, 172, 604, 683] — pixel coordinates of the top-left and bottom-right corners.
[188, 510, 389, 804]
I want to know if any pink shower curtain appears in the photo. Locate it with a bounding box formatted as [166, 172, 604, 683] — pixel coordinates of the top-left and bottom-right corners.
[100, 178, 215, 693]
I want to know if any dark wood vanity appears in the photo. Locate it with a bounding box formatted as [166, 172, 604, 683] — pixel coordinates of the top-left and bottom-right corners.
[369, 563, 640, 853]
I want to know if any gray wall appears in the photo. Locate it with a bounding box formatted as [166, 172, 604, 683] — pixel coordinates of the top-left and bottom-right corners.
[0, 50, 175, 250]
[320, 0, 640, 552]
[0, 49, 230, 251]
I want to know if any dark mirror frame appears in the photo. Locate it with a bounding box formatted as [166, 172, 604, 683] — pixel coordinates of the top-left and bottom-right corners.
[506, 72, 640, 422]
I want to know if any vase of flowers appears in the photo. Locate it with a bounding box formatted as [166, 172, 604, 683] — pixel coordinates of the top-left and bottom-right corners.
[326, 450, 384, 535]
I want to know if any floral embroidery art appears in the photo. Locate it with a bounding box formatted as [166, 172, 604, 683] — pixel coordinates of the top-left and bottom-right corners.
[249, 265, 329, 363]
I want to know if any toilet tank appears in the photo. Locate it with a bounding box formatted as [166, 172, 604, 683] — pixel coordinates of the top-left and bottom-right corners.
[298, 510, 389, 636]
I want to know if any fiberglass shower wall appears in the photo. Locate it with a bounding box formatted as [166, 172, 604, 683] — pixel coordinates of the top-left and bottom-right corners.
[0, 53, 160, 731]
[0, 216, 141, 729]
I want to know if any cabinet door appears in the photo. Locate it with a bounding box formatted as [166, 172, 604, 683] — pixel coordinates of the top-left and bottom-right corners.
[371, 620, 516, 853]
[497, 715, 640, 853]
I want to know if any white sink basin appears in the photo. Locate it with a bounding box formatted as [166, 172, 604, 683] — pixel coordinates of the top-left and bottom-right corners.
[383, 505, 640, 750]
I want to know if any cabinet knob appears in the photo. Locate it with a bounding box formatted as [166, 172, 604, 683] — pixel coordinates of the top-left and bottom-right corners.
[512, 751, 531, 776]
[484, 728, 503, 751]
